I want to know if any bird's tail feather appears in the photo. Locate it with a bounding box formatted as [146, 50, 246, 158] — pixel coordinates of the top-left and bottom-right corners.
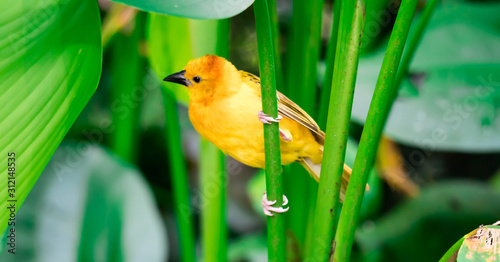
[300, 158, 368, 203]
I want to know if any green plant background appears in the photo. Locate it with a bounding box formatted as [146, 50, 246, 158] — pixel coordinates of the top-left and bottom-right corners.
[1, 0, 500, 261]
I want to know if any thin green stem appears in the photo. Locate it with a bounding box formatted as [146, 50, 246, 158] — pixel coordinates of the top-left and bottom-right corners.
[395, 0, 439, 92]
[286, 0, 324, 115]
[310, 0, 365, 260]
[254, 0, 285, 261]
[318, 0, 341, 130]
[216, 19, 230, 58]
[201, 18, 230, 262]
[283, 163, 309, 246]
[110, 14, 144, 163]
[303, 180, 318, 259]
[333, 0, 418, 261]
[162, 88, 196, 262]
[283, 0, 324, 250]
[200, 138, 227, 262]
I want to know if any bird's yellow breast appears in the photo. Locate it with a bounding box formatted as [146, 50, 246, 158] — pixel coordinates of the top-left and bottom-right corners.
[188, 81, 322, 169]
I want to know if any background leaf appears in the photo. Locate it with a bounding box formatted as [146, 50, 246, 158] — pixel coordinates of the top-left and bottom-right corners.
[351, 1, 500, 152]
[0, 143, 167, 261]
[0, 0, 102, 234]
[355, 181, 500, 262]
[111, 0, 254, 19]
[457, 223, 500, 262]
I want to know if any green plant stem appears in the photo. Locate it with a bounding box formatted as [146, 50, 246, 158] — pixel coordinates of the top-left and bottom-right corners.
[268, 0, 284, 92]
[304, 2, 341, 258]
[254, 0, 285, 261]
[361, 0, 391, 52]
[283, 0, 324, 250]
[162, 88, 196, 262]
[78, 175, 124, 262]
[110, 14, 144, 163]
[303, 180, 318, 259]
[200, 139, 227, 262]
[286, 0, 323, 115]
[216, 19, 230, 58]
[395, 0, 439, 91]
[310, 0, 365, 260]
[318, 0, 341, 130]
[333, 0, 418, 261]
[200, 18, 230, 262]
[283, 163, 309, 246]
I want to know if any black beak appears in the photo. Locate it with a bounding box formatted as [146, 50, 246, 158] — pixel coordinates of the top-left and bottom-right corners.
[163, 70, 191, 87]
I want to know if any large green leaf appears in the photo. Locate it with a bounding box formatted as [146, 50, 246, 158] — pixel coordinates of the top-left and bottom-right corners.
[0, 0, 102, 234]
[351, 1, 500, 152]
[111, 0, 253, 19]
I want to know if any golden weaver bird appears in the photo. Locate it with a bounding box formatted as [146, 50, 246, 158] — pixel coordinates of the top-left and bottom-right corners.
[164, 55, 359, 216]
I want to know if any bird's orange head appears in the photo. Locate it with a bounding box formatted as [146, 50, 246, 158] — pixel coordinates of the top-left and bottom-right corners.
[163, 55, 241, 103]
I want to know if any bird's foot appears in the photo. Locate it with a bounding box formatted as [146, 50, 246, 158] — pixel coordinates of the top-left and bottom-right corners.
[258, 111, 292, 142]
[262, 191, 289, 216]
[279, 129, 292, 142]
[258, 110, 282, 124]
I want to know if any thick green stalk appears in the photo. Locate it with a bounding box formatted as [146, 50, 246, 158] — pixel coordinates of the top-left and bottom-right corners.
[305, 1, 341, 258]
[201, 18, 230, 262]
[361, 0, 391, 52]
[286, 0, 324, 115]
[110, 14, 144, 163]
[395, 0, 439, 91]
[333, 0, 418, 261]
[318, 0, 341, 130]
[162, 88, 196, 262]
[254, 0, 285, 261]
[283, 0, 324, 250]
[309, 0, 365, 261]
[268, 0, 284, 93]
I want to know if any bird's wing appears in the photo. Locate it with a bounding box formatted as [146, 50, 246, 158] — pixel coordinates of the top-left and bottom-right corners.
[240, 71, 325, 145]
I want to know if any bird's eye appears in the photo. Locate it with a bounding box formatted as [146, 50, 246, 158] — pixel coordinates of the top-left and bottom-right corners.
[192, 76, 201, 83]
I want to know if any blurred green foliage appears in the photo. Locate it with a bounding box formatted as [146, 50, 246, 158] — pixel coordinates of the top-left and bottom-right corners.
[352, 0, 500, 152]
[2, 0, 500, 261]
[0, 143, 167, 262]
[356, 181, 500, 262]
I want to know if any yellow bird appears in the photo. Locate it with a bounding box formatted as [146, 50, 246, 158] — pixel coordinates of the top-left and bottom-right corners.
[164, 54, 356, 216]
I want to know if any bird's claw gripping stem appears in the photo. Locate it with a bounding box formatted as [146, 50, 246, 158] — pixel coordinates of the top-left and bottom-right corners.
[262, 191, 289, 216]
[258, 110, 292, 142]
[258, 110, 282, 124]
